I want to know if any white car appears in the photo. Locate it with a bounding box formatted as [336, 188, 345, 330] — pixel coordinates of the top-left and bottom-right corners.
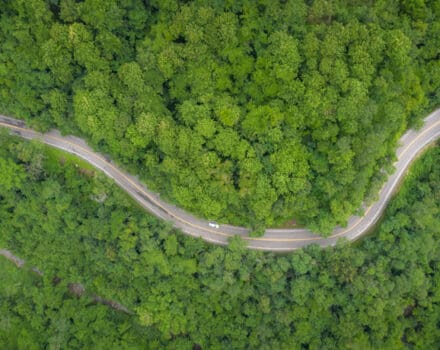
[208, 222, 220, 229]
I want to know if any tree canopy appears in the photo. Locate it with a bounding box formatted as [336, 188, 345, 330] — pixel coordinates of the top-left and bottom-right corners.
[0, 134, 439, 349]
[1, 0, 439, 233]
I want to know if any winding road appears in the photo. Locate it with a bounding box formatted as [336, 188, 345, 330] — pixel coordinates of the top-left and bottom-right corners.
[1, 110, 440, 251]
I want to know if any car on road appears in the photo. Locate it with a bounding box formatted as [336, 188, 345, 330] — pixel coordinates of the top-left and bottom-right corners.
[208, 222, 220, 229]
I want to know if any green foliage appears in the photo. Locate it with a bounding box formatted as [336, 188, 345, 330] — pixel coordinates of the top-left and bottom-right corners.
[1, 136, 440, 349]
[1, 0, 439, 233]
[0, 157, 25, 190]
[0, 260, 150, 349]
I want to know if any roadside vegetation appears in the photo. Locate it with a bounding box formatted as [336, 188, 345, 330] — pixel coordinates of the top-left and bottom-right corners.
[1, 134, 439, 348]
[1, 1, 439, 232]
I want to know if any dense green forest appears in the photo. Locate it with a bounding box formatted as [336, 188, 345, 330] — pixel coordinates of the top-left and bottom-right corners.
[1, 133, 439, 348]
[1, 0, 439, 232]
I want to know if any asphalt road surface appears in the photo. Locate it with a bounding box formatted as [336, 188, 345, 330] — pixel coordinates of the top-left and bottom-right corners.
[1, 110, 440, 251]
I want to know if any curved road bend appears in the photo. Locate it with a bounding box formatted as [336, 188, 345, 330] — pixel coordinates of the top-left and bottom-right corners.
[1, 110, 440, 251]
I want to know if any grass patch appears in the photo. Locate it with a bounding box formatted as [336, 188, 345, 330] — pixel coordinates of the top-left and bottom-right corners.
[42, 142, 96, 173]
